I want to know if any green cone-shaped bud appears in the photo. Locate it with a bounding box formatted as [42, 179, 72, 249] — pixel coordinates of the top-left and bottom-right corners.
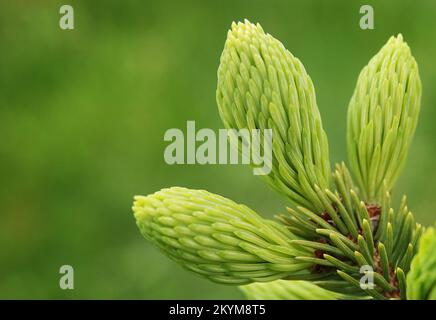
[347, 34, 421, 201]
[407, 225, 436, 300]
[133, 187, 311, 285]
[216, 20, 331, 212]
[240, 280, 347, 300]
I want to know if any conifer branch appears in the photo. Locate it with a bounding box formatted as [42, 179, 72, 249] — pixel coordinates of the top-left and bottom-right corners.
[132, 20, 435, 300]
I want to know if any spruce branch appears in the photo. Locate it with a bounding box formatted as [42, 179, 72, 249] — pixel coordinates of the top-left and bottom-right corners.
[216, 20, 331, 212]
[347, 34, 422, 202]
[279, 163, 422, 299]
[407, 225, 436, 299]
[240, 280, 364, 300]
[132, 20, 433, 300]
[133, 187, 312, 285]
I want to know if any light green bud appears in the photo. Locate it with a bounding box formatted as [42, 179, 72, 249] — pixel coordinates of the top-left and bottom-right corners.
[240, 280, 347, 300]
[407, 225, 436, 300]
[347, 34, 421, 201]
[133, 187, 311, 285]
[216, 20, 331, 212]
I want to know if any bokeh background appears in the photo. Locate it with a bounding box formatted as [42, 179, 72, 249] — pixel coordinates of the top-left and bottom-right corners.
[0, 0, 435, 299]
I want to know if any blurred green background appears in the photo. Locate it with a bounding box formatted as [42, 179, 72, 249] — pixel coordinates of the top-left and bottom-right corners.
[0, 0, 435, 299]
